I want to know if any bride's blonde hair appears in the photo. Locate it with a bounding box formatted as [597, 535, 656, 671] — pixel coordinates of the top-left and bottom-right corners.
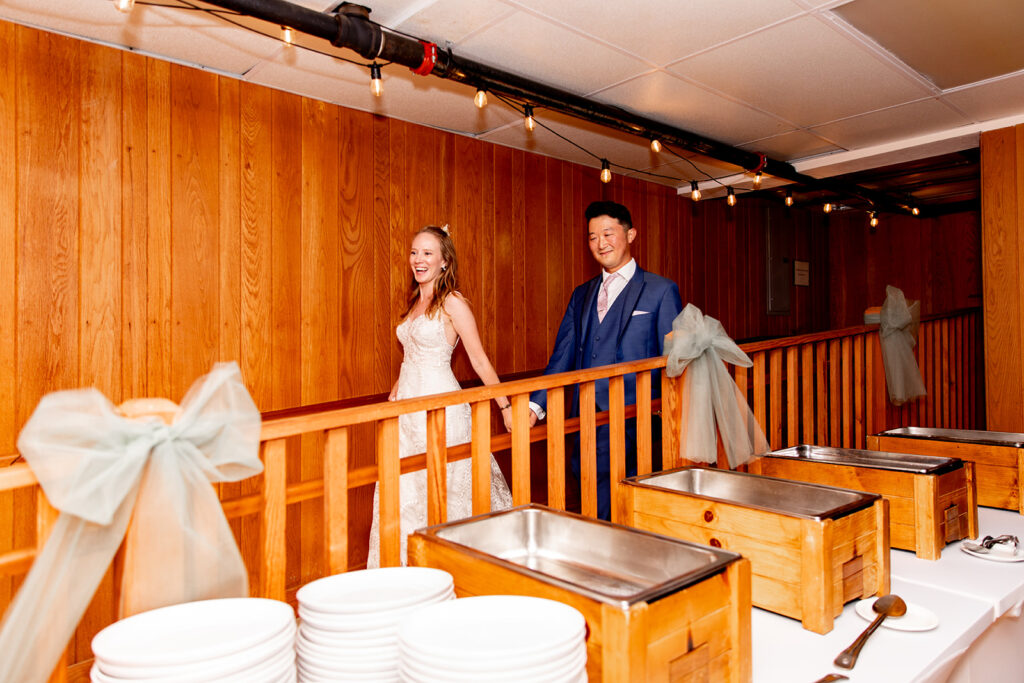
[404, 225, 460, 320]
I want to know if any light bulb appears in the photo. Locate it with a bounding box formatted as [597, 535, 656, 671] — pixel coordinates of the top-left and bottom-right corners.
[650, 138, 662, 153]
[726, 187, 736, 207]
[474, 89, 488, 109]
[282, 26, 294, 45]
[690, 180, 701, 202]
[114, 0, 134, 12]
[784, 191, 793, 207]
[823, 202, 833, 214]
[753, 171, 762, 189]
[369, 63, 383, 97]
[600, 160, 612, 184]
[869, 212, 879, 228]
[524, 105, 535, 132]
[912, 206, 920, 216]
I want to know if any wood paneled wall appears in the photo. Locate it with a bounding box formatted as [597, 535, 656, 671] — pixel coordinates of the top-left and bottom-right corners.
[826, 210, 981, 329]
[980, 125, 1024, 431]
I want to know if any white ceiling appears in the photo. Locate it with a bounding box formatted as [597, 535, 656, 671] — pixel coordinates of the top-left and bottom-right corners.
[3, 0, 1024, 196]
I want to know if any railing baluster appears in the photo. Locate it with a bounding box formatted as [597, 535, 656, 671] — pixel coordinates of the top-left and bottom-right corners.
[854, 334, 864, 449]
[636, 372, 652, 476]
[801, 344, 814, 444]
[662, 370, 683, 470]
[609, 376, 626, 524]
[753, 352, 766, 436]
[769, 349, 782, 449]
[510, 394, 530, 507]
[425, 407, 447, 526]
[259, 438, 287, 600]
[377, 418, 401, 567]
[842, 336, 852, 448]
[786, 347, 798, 447]
[829, 339, 841, 447]
[816, 341, 828, 444]
[546, 387, 566, 510]
[579, 381, 598, 518]
[471, 401, 491, 515]
[323, 427, 348, 574]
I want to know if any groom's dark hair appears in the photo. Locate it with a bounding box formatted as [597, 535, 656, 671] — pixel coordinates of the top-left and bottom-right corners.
[585, 200, 632, 230]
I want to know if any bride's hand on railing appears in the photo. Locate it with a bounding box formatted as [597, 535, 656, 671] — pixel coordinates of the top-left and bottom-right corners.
[499, 403, 512, 432]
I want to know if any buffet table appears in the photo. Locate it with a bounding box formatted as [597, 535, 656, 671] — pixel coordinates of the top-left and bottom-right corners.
[752, 508, 1024, 682]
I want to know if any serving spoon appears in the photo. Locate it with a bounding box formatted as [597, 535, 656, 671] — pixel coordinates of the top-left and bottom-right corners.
[833, 594, 907, 669]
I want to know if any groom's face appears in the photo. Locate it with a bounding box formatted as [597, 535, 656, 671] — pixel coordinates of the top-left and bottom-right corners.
[588, 215, 636, 273]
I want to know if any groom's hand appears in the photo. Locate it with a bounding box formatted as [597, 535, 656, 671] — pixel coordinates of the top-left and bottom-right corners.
[529, 410, 538, 427]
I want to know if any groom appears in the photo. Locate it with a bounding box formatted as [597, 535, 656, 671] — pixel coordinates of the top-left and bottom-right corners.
[529, 200, 682, 520]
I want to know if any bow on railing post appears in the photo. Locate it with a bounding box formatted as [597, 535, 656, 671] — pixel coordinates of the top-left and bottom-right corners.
[879, 285, 927, 406]
[664, 304, 769, 469]
[0, 363, 262, 683]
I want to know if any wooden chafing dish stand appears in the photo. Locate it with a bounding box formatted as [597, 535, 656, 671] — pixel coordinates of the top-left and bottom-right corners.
[621, 466, 889, 634]
[869, 427, 1024, 513]
[408, 503, 751, 682]
[749, 445, 977, 560]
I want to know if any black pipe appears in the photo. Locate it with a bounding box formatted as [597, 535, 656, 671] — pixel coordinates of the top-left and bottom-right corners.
[199, 0, 919, 214]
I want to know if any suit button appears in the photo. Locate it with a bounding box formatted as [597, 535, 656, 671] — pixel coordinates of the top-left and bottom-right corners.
[592, 354, 597, 359]
[595, 335, 600, 341]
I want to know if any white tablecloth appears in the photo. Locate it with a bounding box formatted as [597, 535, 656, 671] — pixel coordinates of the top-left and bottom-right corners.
[752, 508, 1024, 683]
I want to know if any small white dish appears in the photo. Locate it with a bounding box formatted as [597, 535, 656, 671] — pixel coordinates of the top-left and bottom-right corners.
[961, 539, 1024, 562]
[854, 597, 938, 632]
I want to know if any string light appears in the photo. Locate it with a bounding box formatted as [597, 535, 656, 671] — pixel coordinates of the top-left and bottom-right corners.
[369, 63, 383, 97]
[726, 187, 736, 207]
[650, 138, 662, 153]
[753, 171, 762, 189]
[281, 26, 294, 45]
[600, 159, 612, 184]
[523, 105, 535, 132]
[474, 88, 488, 109]
[912, 207, 920, 216]
[114, 0, 134, 12]
[785, 191, 793, 207]
[869, 211, 879, 228]
[823, 202, 833, 214]
[690, 180, 701, 202]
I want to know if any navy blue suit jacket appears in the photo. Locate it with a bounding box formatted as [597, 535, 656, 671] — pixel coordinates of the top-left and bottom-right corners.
[531, 266, 682, 415]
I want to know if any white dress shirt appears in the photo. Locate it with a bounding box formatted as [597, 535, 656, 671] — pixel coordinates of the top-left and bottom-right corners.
[531, 259, 638, 420]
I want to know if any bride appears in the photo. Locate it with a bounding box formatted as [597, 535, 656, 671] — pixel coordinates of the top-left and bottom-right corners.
[367, 225, 514, 567]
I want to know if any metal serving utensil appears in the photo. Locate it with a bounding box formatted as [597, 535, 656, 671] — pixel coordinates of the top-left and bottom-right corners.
[834, 594, 907, 669]
[964, 534, 1020, 554]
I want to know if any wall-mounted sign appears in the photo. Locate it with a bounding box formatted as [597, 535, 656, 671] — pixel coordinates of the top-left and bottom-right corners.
[794, 260, 810, 287]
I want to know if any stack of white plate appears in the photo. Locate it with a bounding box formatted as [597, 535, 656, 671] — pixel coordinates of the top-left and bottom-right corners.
[397, 595, 588, 682]
[90, 598, 296, 683]
[295, 567, 455, 683]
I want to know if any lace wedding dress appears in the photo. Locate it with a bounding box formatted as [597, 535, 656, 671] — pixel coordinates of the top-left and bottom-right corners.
[367, 313, 513, 567]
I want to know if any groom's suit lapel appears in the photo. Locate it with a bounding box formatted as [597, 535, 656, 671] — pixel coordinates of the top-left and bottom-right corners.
[615, 268, 646, 347]
[578, 276, 602, 360]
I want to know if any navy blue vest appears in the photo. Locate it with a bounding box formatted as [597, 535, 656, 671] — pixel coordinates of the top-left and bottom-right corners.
[581, 286, 628, 409]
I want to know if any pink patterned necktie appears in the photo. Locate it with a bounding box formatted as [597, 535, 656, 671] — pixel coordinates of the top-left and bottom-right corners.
[597, 272, 619, 322]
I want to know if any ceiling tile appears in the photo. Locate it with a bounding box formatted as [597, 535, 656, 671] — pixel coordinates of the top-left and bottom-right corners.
[389, 0, 515, 43]
[943, 72, 1024, 125]
[739, 130, 842, 161]
[247, 50, 520, 134]
[595, 71, 793, 146]
[810, 98, 971, 150]
[509, 0, 805, 66]
[454, 10, 649, 95]
[1, 0, 281, 75]
[833, 0, 1024, 89]
[671, 15, 933, 127]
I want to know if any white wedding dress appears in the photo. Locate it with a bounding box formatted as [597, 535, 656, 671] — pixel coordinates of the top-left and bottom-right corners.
[367, 313, 513, 567]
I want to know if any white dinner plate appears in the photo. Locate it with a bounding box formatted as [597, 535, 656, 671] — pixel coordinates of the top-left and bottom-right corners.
[854, 597, 939, 632]
[960, 539, 1024, 562]
[397, 595, 586, 660]
[296, 567, 453, 614]
[91, 598, 295, 668]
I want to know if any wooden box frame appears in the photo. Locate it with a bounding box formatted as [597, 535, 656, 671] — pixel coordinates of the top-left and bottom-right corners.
[868, 430, 1024, 513]
[621, 468, 890, 634]
[749, 450, 978, 560]
[408, 511, 752, 683]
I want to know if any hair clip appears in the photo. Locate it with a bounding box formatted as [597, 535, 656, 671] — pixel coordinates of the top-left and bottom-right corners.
[441, 224, 450, 235]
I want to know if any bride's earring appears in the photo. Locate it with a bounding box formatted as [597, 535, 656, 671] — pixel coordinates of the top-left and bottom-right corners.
[441, 264, 447, 271]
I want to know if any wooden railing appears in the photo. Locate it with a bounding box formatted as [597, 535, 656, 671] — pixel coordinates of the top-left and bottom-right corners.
[0, 307, 981, 679]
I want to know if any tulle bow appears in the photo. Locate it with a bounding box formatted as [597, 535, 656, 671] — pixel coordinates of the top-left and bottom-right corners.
[879, 285, 927, 405]
[664, 304, 768, 468]
[0, 362, 262, 683]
